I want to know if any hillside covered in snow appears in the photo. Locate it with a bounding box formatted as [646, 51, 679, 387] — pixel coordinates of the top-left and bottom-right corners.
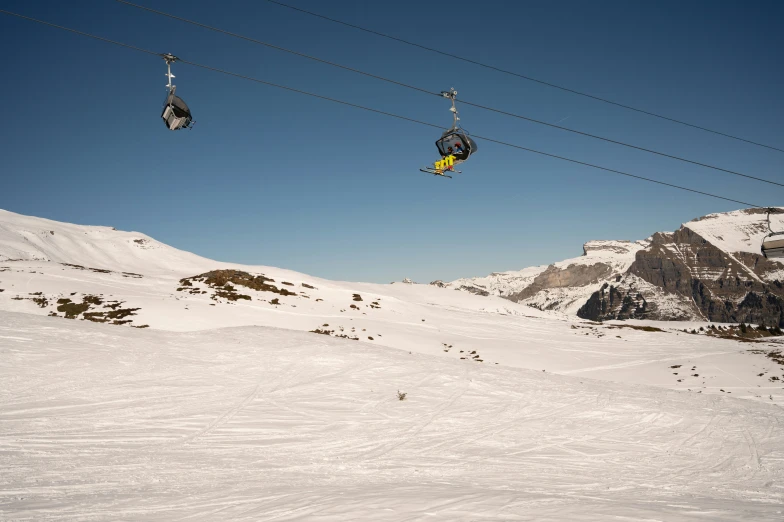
[447, 208, 784, 325]
[2, 208, 784, 520]
[2, 208, 783, 402]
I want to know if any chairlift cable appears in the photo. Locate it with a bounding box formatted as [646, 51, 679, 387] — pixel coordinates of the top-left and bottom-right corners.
[0, 9, 160, 57]
[459, 100, 784, 188]
[115, 1, 436, 98]
[0, 9, 765, 209]
[260, 0, 784, 155]
[115, 0, 784, 189]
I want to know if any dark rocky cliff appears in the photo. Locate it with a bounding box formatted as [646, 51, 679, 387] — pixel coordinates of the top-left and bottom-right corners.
[577, 226, 784, 326]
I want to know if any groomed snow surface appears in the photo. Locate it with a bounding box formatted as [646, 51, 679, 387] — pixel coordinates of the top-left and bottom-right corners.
[2, 312, 783, 521]
[1, 209, 784, 520]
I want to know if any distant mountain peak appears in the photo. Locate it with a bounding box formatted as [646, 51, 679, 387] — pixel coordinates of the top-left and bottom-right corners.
[448, 208, 784, 325]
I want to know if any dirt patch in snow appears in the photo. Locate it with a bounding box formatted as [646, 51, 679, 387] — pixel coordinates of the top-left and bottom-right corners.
[180, 270, 299, 302]
[606, 324, 664, 333]
[50, 295, 143, 326]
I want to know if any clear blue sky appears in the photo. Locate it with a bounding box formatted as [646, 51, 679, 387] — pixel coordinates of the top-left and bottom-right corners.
[2, 0, 783, 283]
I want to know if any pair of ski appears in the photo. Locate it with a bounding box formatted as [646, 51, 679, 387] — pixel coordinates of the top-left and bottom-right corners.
[420, 166, 461, 179]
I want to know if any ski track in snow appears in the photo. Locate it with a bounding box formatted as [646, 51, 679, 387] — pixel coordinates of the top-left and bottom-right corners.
[1, 312, 784, 521]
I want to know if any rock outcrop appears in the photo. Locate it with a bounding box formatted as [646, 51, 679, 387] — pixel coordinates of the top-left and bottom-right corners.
[579, 225, 784, 325]
[507, 262, 614, 302]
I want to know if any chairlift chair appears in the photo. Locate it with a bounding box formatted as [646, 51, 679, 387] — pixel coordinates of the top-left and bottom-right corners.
[420, 88, 478, 177]
[761, 208, 784, 259]
[161, 86, 193, 131]
[435, 128, 478, 164]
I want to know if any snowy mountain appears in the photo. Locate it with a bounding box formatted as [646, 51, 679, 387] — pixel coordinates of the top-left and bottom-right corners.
[0, 209, 210, 275]
[2, 208, 784, 520]
[2, 206, 783, 399]
[449, 239, 649, 314]
[447, 208, 784, 324]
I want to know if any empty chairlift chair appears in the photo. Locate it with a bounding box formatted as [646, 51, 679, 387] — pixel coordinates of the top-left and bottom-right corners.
[762, 234, 784, 259]
[761, 208, 784, 259]
[161, 87, 193, 131]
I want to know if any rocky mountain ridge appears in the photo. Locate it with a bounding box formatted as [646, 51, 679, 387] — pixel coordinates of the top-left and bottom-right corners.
[445, 208, 784, 326]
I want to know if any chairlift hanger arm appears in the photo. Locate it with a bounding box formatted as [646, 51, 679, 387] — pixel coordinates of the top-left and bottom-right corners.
[162, 53, 180, 91]
[767, 207, 783, 234]
[441, 88, 459, 129]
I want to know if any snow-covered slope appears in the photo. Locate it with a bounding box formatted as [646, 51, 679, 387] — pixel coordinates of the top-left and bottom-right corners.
[0, 209, 215, 275]
[2, 208, 784, 405]
[2, 210, 784, 520]
[449, 264, 549, 297]
[1, 311, 783, 521]
[686, 207, 784, 256]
